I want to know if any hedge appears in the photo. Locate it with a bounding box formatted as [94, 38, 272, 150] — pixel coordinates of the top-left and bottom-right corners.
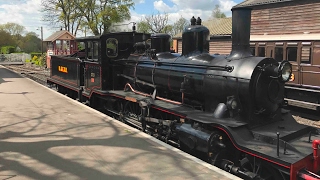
[1, 46, 15, 54]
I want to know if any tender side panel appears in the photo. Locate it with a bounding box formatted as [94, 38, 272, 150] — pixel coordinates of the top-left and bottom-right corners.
[50, 56, 82, 87]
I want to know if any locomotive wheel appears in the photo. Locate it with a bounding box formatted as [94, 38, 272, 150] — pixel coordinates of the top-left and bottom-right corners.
[123, 101, 142, 128]
[253, 163, 283, 180]
[241, 157, 285, 180]
[151, 111, 178, 140]
[110, 100, 124, 120]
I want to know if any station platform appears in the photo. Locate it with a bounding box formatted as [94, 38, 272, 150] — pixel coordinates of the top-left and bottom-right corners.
[0, 65, 241, 180]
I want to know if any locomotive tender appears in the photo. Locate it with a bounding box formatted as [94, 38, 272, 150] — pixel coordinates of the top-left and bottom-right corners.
[47, 7, 320, 180]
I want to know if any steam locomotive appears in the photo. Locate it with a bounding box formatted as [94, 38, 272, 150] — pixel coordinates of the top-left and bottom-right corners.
[47, 7, 320, 180]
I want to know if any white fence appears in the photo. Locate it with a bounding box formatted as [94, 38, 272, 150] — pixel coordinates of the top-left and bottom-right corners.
[0, 53, 31, 64]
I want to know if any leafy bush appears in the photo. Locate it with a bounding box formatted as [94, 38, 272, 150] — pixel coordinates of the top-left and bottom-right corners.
[1, 46, 15, 54]
[29, 54, 46, 67]
[30, 52, 42, 58]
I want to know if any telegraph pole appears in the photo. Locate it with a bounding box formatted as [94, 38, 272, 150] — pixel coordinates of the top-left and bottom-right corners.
[41, 26, 43, 55]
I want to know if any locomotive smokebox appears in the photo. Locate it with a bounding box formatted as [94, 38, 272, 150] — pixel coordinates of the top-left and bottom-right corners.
[151, 33, 171, 54]
[182, 17, 210, 56]
[227, 8, 253, 60]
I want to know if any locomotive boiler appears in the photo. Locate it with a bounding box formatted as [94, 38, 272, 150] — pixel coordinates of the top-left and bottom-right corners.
[47, 6, 320, 180]
[119, 8, 292, 122]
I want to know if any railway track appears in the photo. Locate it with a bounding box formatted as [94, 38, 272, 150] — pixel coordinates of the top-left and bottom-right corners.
[4, 64, 49, 85]
[289, 106, 320, 128]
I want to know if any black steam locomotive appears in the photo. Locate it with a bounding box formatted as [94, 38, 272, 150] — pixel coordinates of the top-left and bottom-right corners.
[47, 7, 320, 180]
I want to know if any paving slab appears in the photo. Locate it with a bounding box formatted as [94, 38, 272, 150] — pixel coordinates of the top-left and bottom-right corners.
[0, 66, 241, 180]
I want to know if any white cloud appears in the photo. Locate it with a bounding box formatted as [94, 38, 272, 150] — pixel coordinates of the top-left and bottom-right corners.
[0, 0, 56, 39]
[219, 0, 237, 13]
[0, 0, 238, 39]
[133, 0, 145, 4]
[170, 0, 219, 11]
[150, 0, 237, 24]
[154, 0, 177, 13]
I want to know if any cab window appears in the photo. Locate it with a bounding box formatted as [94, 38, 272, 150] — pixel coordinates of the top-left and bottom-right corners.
[106, 38, 118, 58]
[87, 41, 99, 61]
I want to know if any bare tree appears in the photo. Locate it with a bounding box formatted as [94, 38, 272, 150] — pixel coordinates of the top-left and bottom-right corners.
[172, 17, 188, 36]
[212, 4, 226, 18]
[144, 12, 169, 33]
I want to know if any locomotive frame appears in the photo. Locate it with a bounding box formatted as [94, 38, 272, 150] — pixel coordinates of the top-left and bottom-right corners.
[47, 7, 320, 180]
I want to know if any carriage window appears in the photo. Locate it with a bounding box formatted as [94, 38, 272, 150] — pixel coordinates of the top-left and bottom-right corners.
[287, 47, 297, 62]
[87, 41, 99, 61]
[258, 47, 265, 57]
[250, 47, 256, 56]
[106, 38, 118, 57]
[274, 47, 283, 61]
[301, 47, 311, 64]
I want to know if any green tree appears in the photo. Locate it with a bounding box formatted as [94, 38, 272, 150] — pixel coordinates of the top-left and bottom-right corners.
[172, 17, 188, 36]
[212, 5, 226, 18]
[137, 20, 151, 33]
[21, 32, 42, 53]
[75, 0, 134, 35]
[0, 23, 25, 47]
[42, 0, 134, 36]
[0, 30, 15, 47]
[41, 0, 82, 36]
[0, 23, 25, 36]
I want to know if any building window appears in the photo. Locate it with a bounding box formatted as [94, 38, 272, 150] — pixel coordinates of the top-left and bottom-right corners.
[286, 47, 297, 62]
[274, 47, 283, 61]
[250, 47, 255, 56]
[258, 47, 265, 57]
[106, 38, 118, 58]
[301, 46, 311, 64]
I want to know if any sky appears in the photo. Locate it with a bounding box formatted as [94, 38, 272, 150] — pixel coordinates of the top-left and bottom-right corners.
[0, 0, 243, 39]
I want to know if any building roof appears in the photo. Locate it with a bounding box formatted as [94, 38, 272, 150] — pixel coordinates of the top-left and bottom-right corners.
[233, 0, 293, 8]
[44, 30, 76, 42]
[174, 17, 232, 38]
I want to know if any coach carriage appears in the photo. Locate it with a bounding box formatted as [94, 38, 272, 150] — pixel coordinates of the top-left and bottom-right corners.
[250, 35, 320, 111]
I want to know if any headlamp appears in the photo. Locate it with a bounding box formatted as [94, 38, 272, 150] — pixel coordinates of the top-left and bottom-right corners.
[227, 97, 238, 110]
[278, 60, 292, 82]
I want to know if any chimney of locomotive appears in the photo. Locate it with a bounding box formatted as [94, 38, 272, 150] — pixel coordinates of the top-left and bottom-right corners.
[196, 17, 201, 25]
[182, 16, 210, 56]
[227, 7, 253, 60]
